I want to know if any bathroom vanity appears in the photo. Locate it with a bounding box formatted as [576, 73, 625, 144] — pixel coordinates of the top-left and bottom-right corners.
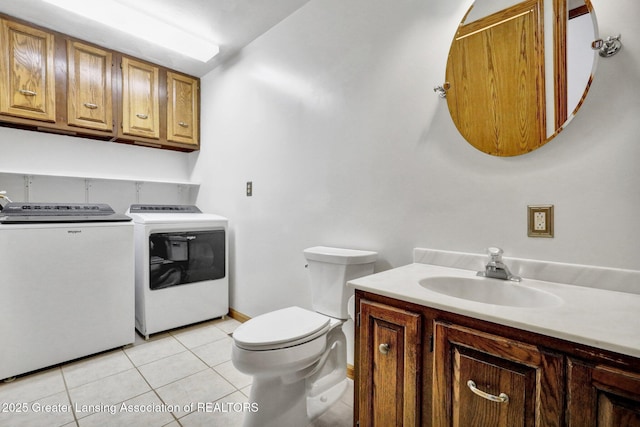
[349, 251, 640, 427]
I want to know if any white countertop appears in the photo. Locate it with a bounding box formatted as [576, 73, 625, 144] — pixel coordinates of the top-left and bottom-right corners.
[348, 262, 640, 359]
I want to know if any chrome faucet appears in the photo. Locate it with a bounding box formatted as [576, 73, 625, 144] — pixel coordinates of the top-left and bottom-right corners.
[477, 247, 521, 282]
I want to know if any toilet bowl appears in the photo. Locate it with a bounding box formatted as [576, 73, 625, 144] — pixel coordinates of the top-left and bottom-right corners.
[232, 306, 346, 427]
[231, 246, 377, 427]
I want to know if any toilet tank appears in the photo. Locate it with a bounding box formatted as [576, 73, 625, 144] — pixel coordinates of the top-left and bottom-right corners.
[303, 246, 377, 319]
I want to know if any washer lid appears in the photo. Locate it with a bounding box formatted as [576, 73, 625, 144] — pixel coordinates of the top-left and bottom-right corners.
[233, 306, 331, 351]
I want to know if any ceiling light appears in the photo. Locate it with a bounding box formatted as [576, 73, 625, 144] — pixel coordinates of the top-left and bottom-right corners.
[41, 0, 219, 62]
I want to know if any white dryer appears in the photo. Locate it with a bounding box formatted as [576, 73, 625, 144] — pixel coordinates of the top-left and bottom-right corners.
[0, 203, 134, 380]
[127, 205, 228, 339]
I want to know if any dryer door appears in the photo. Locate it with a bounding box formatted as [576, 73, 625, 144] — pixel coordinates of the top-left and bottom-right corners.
[149, 229, 225, 290]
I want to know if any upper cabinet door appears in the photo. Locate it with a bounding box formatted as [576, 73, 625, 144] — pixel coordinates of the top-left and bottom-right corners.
[0, 19, 56, 122]
[67, 41, 113, 131]
[121, 57, 159, 139]
[167, 72, 199, 146]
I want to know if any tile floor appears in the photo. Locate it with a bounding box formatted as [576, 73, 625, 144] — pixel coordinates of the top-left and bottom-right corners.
[0, 317, 353, 427]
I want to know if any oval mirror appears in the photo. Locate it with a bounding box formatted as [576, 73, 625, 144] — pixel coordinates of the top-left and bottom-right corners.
[445, 0, 597, 156]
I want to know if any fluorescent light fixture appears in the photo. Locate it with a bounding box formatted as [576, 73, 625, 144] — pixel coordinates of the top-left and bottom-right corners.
[41, 0, 219, 62]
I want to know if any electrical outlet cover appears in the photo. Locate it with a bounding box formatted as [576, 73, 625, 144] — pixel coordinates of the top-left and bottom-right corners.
[528, 205, 554, 237]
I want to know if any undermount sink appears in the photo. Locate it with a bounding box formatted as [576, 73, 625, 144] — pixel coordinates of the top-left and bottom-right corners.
[419, 276, 563, 308]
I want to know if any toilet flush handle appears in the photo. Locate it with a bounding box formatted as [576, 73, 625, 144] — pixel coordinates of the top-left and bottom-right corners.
[379, 343, 391, 355]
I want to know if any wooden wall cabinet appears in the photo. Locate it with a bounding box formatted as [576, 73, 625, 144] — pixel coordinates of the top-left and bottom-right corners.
[0, 19, 56, 122]
[167, 71, 199, 146]
[121, 57, 160, 139]
[354, 290, 640, 427]
[0, 13, 200, 151]
[67, 41, 113, 131]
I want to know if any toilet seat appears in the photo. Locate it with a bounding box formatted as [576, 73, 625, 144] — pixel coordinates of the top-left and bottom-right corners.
[233, 306, 333, 351]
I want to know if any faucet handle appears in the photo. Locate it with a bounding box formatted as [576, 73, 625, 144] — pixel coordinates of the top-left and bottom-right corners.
[486, 247, 503, 262]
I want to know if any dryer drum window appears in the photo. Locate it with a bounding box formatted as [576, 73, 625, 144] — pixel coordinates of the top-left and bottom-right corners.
[149, 230, 225, 290]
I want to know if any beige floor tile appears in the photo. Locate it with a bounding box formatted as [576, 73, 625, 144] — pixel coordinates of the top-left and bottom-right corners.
[62, 350, 134, 389]
[0, 367, 65, 403]
[191, 336, 233, 367]
[213, 318, 243, 334]
[179, 391, 248, 427]
[77, 391, 175, 427]
[154, 369, 236, 417]
[172, 324, 228, 349]
[133, 330, 170, 345]
[309, 400, 353, 427]
[341, 379, 354, 407]
[68, 369, 150, 419]
[0, 390, 74, 427]
[239, 384, 252, 398]
[137, 351, 208, 389]
[213, 360, 252, 390]
[1, 319, 352, 426]
[124, 337, 186, 366]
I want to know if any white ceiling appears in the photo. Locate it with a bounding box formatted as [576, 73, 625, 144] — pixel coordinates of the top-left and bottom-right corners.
[0, 0, 312, 77]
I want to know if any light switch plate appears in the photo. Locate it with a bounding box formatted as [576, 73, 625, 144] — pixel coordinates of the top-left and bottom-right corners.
[528, 205, 554, 237]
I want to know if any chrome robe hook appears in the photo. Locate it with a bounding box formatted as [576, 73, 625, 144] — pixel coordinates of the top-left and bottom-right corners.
[592, 34, 622, 57]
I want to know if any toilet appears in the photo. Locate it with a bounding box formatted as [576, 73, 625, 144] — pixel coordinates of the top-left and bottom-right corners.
[231, 246, 377, 427]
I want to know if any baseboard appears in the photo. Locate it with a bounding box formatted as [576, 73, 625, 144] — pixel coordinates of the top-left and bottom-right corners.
[228, 308, 251, 323]
[228, 307, 356, 380]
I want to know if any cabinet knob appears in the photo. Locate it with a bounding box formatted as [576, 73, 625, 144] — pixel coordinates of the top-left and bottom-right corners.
[379, 343, 391, 355]
[178, 121, 189, 128]
[83, 102, 98, 109]
[467, 380, 509, 403]
[19, 89, 37, 96]
[136, 113, 149, 119]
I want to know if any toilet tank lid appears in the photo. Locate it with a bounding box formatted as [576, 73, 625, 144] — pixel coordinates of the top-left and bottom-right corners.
[303, 246, 377, 265]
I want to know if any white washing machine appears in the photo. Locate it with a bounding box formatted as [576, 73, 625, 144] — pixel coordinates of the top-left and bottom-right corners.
[127, 204, 228, 339]
[0, 202, 135, 380]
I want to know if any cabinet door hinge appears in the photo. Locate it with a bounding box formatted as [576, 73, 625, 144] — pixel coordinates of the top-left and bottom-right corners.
[429, 334, 434, 352]
[356, 312, 360, 327]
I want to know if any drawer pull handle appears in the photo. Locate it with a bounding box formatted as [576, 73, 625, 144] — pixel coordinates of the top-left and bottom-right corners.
[178, 121, 189, 128]
[467, 380, 509, 403]
[136, 113, 148, 119]
[379, 343, 390, 355]
[83, 102, 98, 109]
[19, 89, 37, 96]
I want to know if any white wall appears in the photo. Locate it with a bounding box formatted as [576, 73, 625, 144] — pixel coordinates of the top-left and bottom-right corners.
[191, 0, 640, 321]
[1, 0, 637, 324]
[0, 128, 196, 208]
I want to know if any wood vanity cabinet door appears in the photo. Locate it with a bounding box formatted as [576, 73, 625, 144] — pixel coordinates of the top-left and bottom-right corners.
[433, 322, 564, 427]
[567, 358, 640, 427]
[167, 71, 199, 146]
[0, 19, 56, 122]
[67, 41, 113, 131]
[358, 299, 421, 427]
[121, 57, 159, 139]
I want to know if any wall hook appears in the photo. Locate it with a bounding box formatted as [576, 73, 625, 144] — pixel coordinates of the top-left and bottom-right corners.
[434, 82, 450, 98]
[592, 34, 622, 57]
